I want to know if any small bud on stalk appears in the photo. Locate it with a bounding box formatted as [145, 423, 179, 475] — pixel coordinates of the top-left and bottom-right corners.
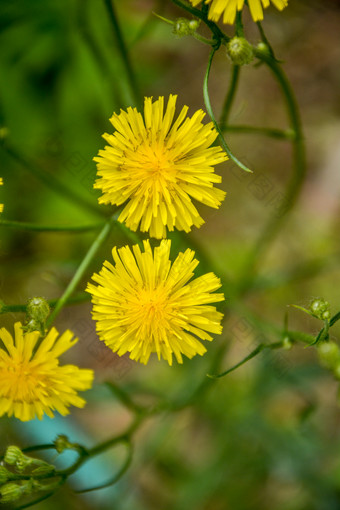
[227, 37, 254, 66]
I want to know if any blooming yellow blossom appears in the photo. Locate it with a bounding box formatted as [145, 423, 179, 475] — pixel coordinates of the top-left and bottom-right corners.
[87, 240, 224, 365]
[0, 178, 3, 213]
[94, 95, 227, 239]
[189, 0, 288, 24]
[0, 323, 94, 421]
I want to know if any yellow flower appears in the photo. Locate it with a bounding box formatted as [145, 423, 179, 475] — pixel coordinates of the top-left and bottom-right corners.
[0, 323, 94, 421]
[87, 240, 224, 365]
[189, 0, 288, 24]
[94, 95, 227, 239]
[0, 177, 3, 213]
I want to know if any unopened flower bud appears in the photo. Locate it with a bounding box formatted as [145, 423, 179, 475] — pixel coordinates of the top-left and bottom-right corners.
[4, 446, 23, 466]
[227, 37, 254, 66]
[256, 41, 271, 57]
[4, 446, 36, 473]
[317, 341, 340, 370]
[173, 17, 200, 37]
[26, 297, 50, 323]
[310, 298, 330, 320]
[282, 336, 292, 350]
[23, 319, 41, 333]
[54, 434, 74, 454]
[0, 466, 10, 484]
[0, 481, 30, 503]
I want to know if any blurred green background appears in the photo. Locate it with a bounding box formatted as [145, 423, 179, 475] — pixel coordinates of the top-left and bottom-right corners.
[1, 0, 340, 509]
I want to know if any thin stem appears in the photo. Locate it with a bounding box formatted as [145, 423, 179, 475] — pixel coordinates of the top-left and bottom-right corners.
[106, 381, 145, 414]
[104, 0, 140, 105]
[0, 293, 90, 316]
[0, 219, 105, 233]
[221, 124, 294, 140]
[203, 48, 252, 173]
[241, 48, 306, 286]
[3, 144, 104, 218]
[45, 218, 114, 327]
[75, 442, 133, 493]
[208, 340, 285, 379]
[219, 65, 240, 126]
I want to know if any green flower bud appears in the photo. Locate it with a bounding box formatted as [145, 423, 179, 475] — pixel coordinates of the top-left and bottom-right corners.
[317, 341, 340, 370]
[0, 466, 10, 484]
[256, 41, 271, 57]
[0, 483, 22, 503]
[333, 364, 340, 380]
[4, 446, 36, 473]
[4, 446, 23, 466]
[173, 17, 200, 37]
[26, 297, 50, 323]
[23, 319, 41, 333]
[227, 37, 254, 66]
[310, 298, 330, 320]
[0, 481, 33, 503]
[282, 336, 293, 350]
[54, 434, 73, 454]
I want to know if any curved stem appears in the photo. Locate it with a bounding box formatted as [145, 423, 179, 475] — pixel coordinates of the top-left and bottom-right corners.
[204, 48, 252, 173]
[241, 50, 306, 287]
[45, 218, 114, 327]
[3, 144, 104, 218]
[0, 219, 105, 233]
[75, 442, 133, 493]
[221, 124, 294, 140]
[219, 65, 240, 126]
[104, 0, 141, 106]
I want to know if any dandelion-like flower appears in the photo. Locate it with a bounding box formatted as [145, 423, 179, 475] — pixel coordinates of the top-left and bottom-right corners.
[0, 177, 3, 213]
[0, 323, 94, 421]
[189, 0, 288, 24]
[87, 240, 224, 365]
[94, 95, 227, 239]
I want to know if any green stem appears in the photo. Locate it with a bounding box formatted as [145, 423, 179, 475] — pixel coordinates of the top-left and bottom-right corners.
[219, 65, 240, 126]
[221, 124, 294, 140]
[3, 144, 104, 218]
[106, 381, 145, 414]
[0, 293, 90, 316]
[75, 442, 133, 493]
[0, 219, 105, 233]
[204, 48, 252, 173]
[103, 0, 140, 105]
[45, 218, 114, 327]
[208, 339, 287, 379]
[241, 49, 306, 286]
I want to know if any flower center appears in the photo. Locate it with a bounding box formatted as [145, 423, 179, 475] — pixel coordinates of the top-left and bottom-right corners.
[0, 360, 48, 403]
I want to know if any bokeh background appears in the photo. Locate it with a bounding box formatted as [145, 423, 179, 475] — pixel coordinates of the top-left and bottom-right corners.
[1, 0, 340, 508]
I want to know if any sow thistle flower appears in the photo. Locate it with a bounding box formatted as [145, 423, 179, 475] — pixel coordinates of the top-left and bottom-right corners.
[189, 0, 288, 24]
[87, 240, 224, 365]
[94, 95, 227, 239]
[0, 323, 94, 421]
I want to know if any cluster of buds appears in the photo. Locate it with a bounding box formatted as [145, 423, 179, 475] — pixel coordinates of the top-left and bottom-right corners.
[309, 298, 330, 321]
[24, 296, 50, 335]
[173, 17, 200, 37]
[0, 446, 56, 504]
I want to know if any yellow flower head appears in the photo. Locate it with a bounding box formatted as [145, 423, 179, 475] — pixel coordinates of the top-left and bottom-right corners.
[0, 323, 94, 421]
[0, 177, 3, 213]
[94, 95, 227, 239]
[189, 0, 288, 24]
[87, 240, 224, 365]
